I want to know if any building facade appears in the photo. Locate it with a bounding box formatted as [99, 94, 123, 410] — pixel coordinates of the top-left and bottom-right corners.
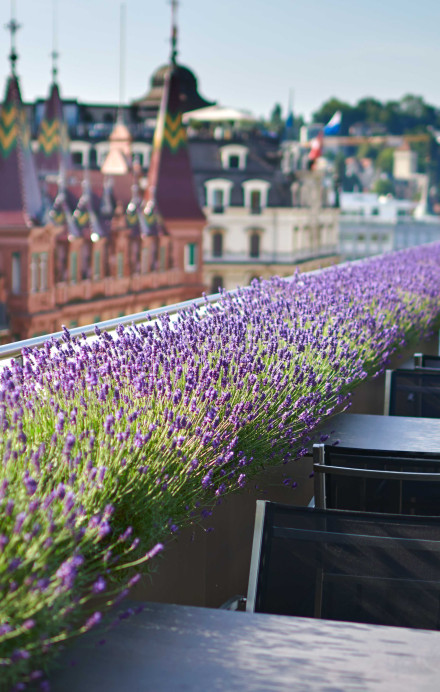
[0, 54, 205, 343]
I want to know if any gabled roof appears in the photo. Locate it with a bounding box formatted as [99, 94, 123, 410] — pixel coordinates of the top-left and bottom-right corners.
[35, 81, 72, 174]
[0, 75, 43, 227]
[144, 65, 205, 221]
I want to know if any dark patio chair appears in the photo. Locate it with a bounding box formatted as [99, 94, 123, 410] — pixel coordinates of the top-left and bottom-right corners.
[384, 368, 440, 417]
[414, 353, 440, 369]
[313, 443, 440, 516]
[246, 501, 440, 630]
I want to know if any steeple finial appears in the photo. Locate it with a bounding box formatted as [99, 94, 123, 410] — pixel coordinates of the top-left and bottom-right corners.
[170, 0, 178, 65]
[51, 0, 59, 82]
[117, 3, 126, 124]
[5, 1, 21, 75]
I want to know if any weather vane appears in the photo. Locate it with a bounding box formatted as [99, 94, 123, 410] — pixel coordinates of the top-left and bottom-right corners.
[170, 0, 178, 65]
[5, 1, 21, 75]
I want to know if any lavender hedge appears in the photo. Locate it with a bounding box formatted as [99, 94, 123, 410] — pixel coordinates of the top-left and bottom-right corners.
[2, 244, 440, 689]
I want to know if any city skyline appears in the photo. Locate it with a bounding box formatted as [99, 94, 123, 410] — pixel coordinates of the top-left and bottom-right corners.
[0, 0, 439, 121]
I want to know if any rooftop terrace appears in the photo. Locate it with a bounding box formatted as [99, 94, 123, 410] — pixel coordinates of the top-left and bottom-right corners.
[1, 244, 440, 688]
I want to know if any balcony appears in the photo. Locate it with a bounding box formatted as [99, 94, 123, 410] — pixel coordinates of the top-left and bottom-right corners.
[1, 244, 440, 689]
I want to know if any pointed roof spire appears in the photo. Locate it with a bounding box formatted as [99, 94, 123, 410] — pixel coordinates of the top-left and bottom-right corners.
[36, 0, 71, 175]
[0, 73, 44, 226]
[73, 172, 105, 240]
[117, 3, 126, 125]
[5, 1, 21, 76]
[144, 64, 205, 221]
[36, 81, 72, 174]
[170, 0, 178, 65]
[50, 166, 80, 238]
[51, 0, 59, 83]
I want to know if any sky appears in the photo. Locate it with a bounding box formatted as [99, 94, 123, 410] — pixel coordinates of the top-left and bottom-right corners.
[0, 0, 439, 121]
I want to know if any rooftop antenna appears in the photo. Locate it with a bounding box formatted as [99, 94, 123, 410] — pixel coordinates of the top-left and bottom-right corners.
[5, 0, 21, 75]
[170, 0, 178, 65]
[117, 3, 126, 124]
[51, 0, 59, 82]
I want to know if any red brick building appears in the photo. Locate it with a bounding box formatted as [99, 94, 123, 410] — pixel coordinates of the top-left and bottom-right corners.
[0, 50, 206, 343]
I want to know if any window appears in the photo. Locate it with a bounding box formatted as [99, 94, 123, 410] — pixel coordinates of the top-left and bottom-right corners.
[242, 180, 270, 212]
[93, 250, 101, 280]
[250, 233, 260, 258]
[159, 246, 166, 272]
[117, 252, 124, 278]
[141, 247, 149, 274]
[372, 208, 379, 216]
[185, 243, 197, 272]
[213, 189, 224, 214]
[72, 152, 83, 166]
[39, 252, 48, 292]
[220, 145, 248, 170]
[250, 190, 261, 214]
[70, 251, 78, 285]
[11, 252, 21, 295]
[31, 253, 39, 293]
[211, 275, 223, 293]
[212, 232, 223, 258]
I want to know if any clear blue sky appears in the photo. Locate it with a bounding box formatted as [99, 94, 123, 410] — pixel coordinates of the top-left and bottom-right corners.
[1, 0, 439, 121]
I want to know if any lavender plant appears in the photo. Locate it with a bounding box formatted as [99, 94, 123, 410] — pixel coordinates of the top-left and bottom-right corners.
[1, 244, 440, 689]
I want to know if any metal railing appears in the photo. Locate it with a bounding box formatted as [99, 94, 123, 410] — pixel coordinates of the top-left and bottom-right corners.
[0, 291, 223, 363]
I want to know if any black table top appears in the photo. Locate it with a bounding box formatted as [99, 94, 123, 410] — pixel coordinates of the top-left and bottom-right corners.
[321, 413, 440, 454]
[49, 601, 440, 692]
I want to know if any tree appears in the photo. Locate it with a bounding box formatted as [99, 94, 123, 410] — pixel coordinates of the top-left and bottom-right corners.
[376, 148, 394, 175]
[268, 103, 283, 134]
[374, 178, 394, 196]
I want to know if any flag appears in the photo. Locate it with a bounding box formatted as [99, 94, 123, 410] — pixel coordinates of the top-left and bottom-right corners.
[308, 130, 323, 167]
[324, 110, 342, 136]
[283, 111, 295, 141]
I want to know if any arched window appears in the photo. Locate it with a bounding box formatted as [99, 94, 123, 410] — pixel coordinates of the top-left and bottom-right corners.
[212, 232, 223, 258]
[250, 232, 260, 258]
[211, 275, 223, 294]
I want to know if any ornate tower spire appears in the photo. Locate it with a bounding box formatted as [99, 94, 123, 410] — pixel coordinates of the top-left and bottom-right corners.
[0, 5, 43, 226]
[5, 0, 21, 76]
[170, 0, 178, 65]
[117, 3, 126, 124]
[51, 0, 59, 83]
[144, 63, 205, 222]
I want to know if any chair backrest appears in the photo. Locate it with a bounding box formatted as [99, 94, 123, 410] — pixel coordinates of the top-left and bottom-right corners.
[384, 368, 440, 417]
[313, 443, 440, 515]
[414, 353, 440, 369]
[246, 501, 440, 630]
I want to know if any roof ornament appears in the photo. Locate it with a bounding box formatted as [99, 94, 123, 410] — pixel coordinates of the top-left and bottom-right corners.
[5, 0, 21, 75]
[51, 0, 59, 83]
[170, 0, 178, 66]
[117, 3, 126, 124]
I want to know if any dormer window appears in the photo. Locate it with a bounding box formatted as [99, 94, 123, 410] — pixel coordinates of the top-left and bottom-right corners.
[250, 190, 261, 214]
[213, 189, 224, 214]
[220, 144, 248, 171]
[205, 179, 234, 213]
[242, 180, 270, 213]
